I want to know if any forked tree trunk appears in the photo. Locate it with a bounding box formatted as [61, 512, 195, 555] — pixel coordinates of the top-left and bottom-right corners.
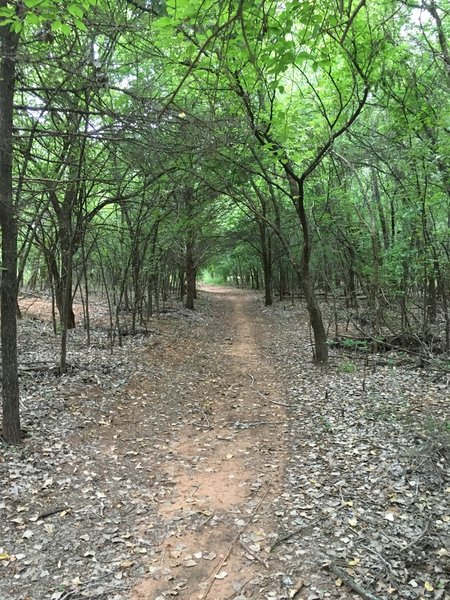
[0, 18, 21, 443]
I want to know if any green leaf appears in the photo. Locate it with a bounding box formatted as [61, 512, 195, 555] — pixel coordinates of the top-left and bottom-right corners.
[153, 16, 172, 29]
[11, 20, 23, 33]
[316, 59, 331, 70]
[296, 50, 313, 64]
[73, 18, 87, 31]
[68, 4, 84, 19]
[60, 22, 72, 34]
[25, 13, 41, 24]
[24, 0, 45, 7]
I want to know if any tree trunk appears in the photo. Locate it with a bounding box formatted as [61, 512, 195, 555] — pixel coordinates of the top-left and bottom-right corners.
[286, 168, 328, 364]
[185, 243, 196, 310]
[254, 268, 260, 290]
[426, 274, 438, 326]
[0, 18, 21, 443]
[371, 167, 389, 250]
[296, 267, 328, 363]
[59, 239, 74, 374]
[344, 245, 358, 308]
[179, 268, 186, 300]
[262, 254, 272, 305]
[47, 252, 76, 330]
[259, 222, 273, 306]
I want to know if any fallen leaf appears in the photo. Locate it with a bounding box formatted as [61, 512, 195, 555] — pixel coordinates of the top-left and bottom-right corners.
[184, 559, 197, 567]
[120, 560, 134, 568]
[215, 570, 228, 579]
[22, 530, 33, 539]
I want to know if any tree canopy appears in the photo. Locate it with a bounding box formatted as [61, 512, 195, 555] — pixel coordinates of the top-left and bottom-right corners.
[1, 0, 449, 441]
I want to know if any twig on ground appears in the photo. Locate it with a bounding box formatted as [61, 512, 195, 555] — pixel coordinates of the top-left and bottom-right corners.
[239, 539, 269, 568]
[201, 484, 272, 600]
[401, 521, 430, 552]
[359, 543, 392, 571]
[244, 421, 284, 428]
[200, 513, 215, 528]
[19, 363, 53, 372]
[270, 522, 316, 552]
[268, 398, 294, 407]
[271, 506, 342, 552]
[326, 563, 382, 600]
[248, 371, 293, 407]
[378, 529, 404, 549]
[37, 506, 70, 520]
[58, 568, 121, 599]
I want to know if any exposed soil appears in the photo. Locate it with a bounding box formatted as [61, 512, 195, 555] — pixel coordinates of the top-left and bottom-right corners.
[1, 286, 449, 600]
[126, 287, 288, 600]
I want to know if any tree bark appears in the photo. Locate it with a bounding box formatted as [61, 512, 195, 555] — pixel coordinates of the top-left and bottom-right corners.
[259, 223, 273, 306]
[183, 188, 196, 310]
[0, 17, 21, 443]
[46, 252, 76, 330]
[286, 169, 328, 364]
[185, 242, 196, 310]
[270, 191, 288, 300]
[371, 167, 389, 250]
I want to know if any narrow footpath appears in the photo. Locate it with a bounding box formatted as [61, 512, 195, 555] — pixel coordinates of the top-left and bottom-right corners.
[3, 286, 447, 600]
[128, 286, 289, 599]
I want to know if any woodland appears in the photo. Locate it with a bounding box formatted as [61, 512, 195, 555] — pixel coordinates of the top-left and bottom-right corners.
[0, 0, 449, 439]
[0, 1, 449, 599]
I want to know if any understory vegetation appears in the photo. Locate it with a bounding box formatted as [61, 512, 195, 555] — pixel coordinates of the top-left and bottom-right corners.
[0, 2, 449, 444]
[0, 3, 449, 598]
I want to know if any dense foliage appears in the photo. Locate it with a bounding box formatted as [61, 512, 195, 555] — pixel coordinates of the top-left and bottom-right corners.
[1, 0, 449, 440]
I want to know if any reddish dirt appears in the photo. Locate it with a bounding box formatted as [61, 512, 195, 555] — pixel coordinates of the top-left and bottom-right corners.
[5, 286, 448, 600]
[127, 286, 287, 600]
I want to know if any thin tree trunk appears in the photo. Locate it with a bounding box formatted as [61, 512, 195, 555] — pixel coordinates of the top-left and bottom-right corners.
[185, 243, 196, 310]
[82, 242, 91, 346]
[259, 222, 273, 306]
[371, 167, 389, 250]
[97, 246, 114, 352]
[178, 268, 185, 301]
[59, 242, 73, 374]
[0, 17, 21, 443]
[286, 169, 328, 364]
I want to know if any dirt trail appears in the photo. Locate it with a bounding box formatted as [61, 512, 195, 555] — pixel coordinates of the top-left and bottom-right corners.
[5, 287, 447, 600]
[131, 286, 287, 600]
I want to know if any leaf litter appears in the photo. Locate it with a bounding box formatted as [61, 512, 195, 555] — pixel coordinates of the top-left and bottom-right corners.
[0, 288, 448, 600]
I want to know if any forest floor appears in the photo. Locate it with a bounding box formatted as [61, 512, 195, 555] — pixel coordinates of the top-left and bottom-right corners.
[1, 286, 449, 600]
